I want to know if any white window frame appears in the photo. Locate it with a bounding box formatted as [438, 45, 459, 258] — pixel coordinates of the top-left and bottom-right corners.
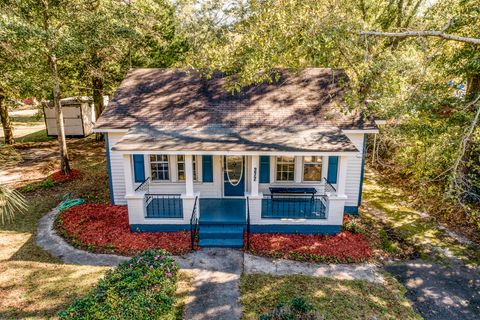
[275, 156, 295, 182]
[302, 156, 323, 182]
[149, 154, 170, 182]
[177, 155, 199, 182]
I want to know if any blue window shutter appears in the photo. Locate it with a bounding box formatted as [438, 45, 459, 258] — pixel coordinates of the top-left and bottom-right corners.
[259, 156, 270, 183]
[202, 155, 213, 182]
[327, 156, 338, 184]
[133, 155, 145, 183]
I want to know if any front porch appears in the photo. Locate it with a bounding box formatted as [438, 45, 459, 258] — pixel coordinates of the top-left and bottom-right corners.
[122, 152, 350, 247]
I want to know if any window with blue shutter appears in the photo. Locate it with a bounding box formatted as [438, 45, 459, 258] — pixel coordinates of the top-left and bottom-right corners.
[133, 155, 145, 183]
[202, 155, 213, 182]
[259, 156, 270, 183]
[327, 156, 338, 184]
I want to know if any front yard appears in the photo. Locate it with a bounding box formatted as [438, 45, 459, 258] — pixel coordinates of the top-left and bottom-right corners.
[0, 137, 112, 318]
[3, 133, 469, 319]
[241, 274, 421, 320]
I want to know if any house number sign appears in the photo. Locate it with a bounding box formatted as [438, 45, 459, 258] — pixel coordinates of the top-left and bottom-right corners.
[253, 167, 257, 182]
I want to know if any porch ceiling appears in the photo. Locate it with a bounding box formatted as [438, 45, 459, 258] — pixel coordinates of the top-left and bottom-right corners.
[110, 125, 359, 153]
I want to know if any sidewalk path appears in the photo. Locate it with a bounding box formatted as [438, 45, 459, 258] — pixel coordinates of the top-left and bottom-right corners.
[36, 206, 129, 266]
[244, 253, 384, 283]
[178, 249, 243, 320]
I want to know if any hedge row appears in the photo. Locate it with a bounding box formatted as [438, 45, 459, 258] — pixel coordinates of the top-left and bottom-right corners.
[59, 250, 179, 319]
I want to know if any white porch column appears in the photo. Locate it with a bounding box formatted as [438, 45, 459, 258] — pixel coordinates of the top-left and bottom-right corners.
[294, 156, 302, 183]
[185, 154, 194, 196]
[123, 154, 134, 195]
[251, 155, 260, 196]
[336, 155, 348, 196]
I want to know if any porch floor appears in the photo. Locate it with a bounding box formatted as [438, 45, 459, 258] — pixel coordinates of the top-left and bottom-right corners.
[199, 198, 246, 224]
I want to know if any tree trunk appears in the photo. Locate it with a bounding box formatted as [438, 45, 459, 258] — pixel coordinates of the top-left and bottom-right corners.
[466, 74, 480, 102]
[92, 76, 105, 120]
[92, 76, 104, 140]
[0, 90, 14, 145]
[48, 54, 71, 174]
[42, 0, 70, 174]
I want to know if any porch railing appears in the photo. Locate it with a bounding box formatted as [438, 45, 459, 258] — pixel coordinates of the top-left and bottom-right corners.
[145, 194, 183, 218]
[261, 194, 327, 219]
[190, 196, 199, 250]
[135, 177, 150, 193]
[323, 177, 336, 194]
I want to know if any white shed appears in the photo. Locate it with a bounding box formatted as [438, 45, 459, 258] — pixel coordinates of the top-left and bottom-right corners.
[43, 96, 96, 137]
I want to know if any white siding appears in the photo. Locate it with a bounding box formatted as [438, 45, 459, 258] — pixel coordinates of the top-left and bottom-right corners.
[344, 133, 365, 207]
[108, 132, 127, 204]
[107, 137, 365, 208]
[108, 141, 225, 204]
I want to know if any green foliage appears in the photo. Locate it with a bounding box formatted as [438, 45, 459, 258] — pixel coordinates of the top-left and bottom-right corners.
[260, 297, 317, 320]
[20, 178, 55, 193]
[343, 217, 364, 234]
[0, 184, 27, 225]
[58, 249, 179, 320]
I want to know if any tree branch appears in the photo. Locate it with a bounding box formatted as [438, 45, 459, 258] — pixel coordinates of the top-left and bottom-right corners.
[360, 30, 480, 45]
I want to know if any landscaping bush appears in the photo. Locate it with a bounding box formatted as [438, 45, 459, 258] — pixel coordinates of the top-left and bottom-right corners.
[57, 204, 192, 255]
[248, 232, 372, 263]
[343, 215, 363, 234]
[260, 297, 319, 320]
[59, 249, 179, 320]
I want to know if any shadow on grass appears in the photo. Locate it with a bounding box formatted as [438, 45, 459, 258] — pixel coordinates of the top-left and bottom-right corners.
[0, 260, 107, 320]
[362, 170, 480, 265]
[240, 274, 421, 320]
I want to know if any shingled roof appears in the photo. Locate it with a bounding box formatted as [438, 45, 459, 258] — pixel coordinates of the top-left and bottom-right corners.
[96, 68, 376, 153]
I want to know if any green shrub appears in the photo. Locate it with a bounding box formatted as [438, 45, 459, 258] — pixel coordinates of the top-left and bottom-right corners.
[343, 217, 363, 234]
[59, 249, 179, 320]
[260, 297, 319, 320]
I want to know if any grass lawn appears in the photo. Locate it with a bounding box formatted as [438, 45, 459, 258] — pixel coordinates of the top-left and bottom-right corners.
[0, 136, 189, 319]
[0, 137, 110, 318]
[240, 274, 421, 320]
[361, 169, 480, 266]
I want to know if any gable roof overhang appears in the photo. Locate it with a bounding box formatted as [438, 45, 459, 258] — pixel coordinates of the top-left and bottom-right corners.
[110, 125, 360, 155]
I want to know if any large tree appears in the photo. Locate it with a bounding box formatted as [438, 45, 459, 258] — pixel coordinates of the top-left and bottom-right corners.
[190, 0, 480, 225]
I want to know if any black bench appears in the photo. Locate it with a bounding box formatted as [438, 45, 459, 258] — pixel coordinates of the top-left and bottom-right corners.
[269, 187, 317, 200]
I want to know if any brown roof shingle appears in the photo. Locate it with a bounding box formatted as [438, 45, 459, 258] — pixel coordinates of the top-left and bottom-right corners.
[96, 68, 376, 152]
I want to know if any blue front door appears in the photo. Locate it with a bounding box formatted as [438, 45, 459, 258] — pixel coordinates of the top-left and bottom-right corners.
[224, 156, 245, 197]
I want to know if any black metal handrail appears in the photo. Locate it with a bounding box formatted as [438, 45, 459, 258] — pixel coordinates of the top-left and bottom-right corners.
[261, 194, 327, 219]
[135, 177, 150, 192]
[145, 193, 183, 218]
[246, 197, 251, 250]
[323, 177, 336, 193]
[189, 196, 199, 251]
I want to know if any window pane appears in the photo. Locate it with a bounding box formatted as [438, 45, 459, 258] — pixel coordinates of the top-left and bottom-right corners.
[304, 164, 321, 181]
[151, 155, 169, 181]
[303, 156, 322, 181]
[177, 155, 197, 181]
[276, 156, 295, 181]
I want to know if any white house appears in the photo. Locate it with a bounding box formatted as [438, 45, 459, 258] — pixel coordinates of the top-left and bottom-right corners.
[94, 68, 378, 247]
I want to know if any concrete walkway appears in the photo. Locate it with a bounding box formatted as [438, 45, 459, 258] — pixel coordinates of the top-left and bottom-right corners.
[37, 206, 387, 319]
[36, 206, 129, 266]
[178, 249, 243, 320]
[245, 253, 385, 283]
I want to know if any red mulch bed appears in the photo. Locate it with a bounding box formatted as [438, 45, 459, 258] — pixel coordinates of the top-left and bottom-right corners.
[50, 169, 82, 182]
[57, 204, 192, 255]
[248, 231, 372, 263]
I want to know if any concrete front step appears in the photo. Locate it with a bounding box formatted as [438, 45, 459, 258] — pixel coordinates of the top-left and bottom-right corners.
[198, 238, 244, 248]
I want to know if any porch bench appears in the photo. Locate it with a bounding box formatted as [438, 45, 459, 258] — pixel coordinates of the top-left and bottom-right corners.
[269, 187, 317, 200]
